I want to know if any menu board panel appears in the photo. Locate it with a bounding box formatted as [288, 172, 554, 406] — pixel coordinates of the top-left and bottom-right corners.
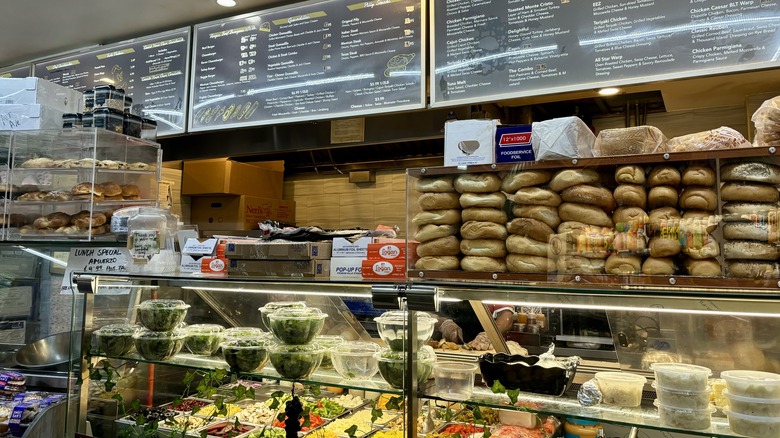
[33, 28, 190, 136]
[431, 0, 780, 107]
[190, 0, 424, 132]
[0, 64, 31, 79]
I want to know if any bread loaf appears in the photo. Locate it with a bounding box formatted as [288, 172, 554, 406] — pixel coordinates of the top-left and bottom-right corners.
[648, 207, 682, 230]
[605, 254, 642, 275]
[685, 258, 722, 277]
[723, 222, 771, 241]
[460, 192, 506, 209]
[559, 202, 614, 227]
[612, 232, 647, 254]
[682, 166, 716, 187]
[460, 239, 507, 258]
[549, 169, 601, 192]
[642, 257, 677, 275]
[649, 237, 682, 257]
[724, 241, 780, 260]
[506, 218, 555, 242]
[454, 173, 502, 193]
[418, 192, 460, 210]
[415, 176, 455, 193]
[506, 235, 549, 257]
[681, 211, 718, 234]
[679, 186, 718, 211]
[415, 256, 460, 270]
[594, 126, 667, 156]
[462, 208, 507, 224]
[412, 209, 461, 226]
[508, 187, 562, 207]
[683, 237, 720, 259]
[721, 161, 780, 184]
[506, 254, 555, 273]
[461, 256, 507, 272]
[648, 166, 681, 187]
[613, 207, 649, 229]
[722, 202, 780, 222]
[414, 224, 459, 242]
[460, 221, 508, 240]
[501, 170, 552, 193]
[560, 185, 616, 211]
[614, 184, 647, 209]
[721, 182, 780, 203]
[727, 261, 780, 278]
[615, 165, 646, 184]
[511, 205, 561, 229]
[556, 256, 605, 274]
[417, 236, 461, 257]
[648, 186, 679, 209]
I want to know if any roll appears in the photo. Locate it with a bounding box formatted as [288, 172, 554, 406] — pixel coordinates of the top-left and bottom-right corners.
[454, 173, 502, 193]
[682, 166, 716, 187]
[679, 186, 718, 211]
[415, 176, 455, 193]
[721, 182, 780, 203]
[506, 218, 555, 242]
[414, 224, 459, 243]
[612, 232, 647, 254]
[724, 240, 780, 260]
[722, 202, 780, 222]
[506, 234, 549, 257]
[683, 237, 720, 259]
[460, 239, 507, 258]
[614, 184, 647, 209]
[549, 169, 601, 192]
[460, 192, 506, 209]
[461, 256, 507, 273]
[412, 209, 461, 226]
[508, 187, 562, 207]
[642, 257, 677, 275]
[613, 207, 649, 230]
[415, 256, 460, 270]
[649, 237, 682, 257]
[559, 202, 614, 228]
[648, 165, 681, 187]
[685, 258, 722, 277]
[556, 256, 606, 274]
[506, 254, 555, 274]
[648, 185, 679, 209]
[615, 165, 646, 185]
[418, 192, 460, 210]
[417, 236, 461, 257]
[727, 261, 780, 279]
[648, 207, 682, 231]
[721, 161, 780, 184]
[681, 211, 719, 234]
[462, 208, 507, 224]
[605, 254, 642, 275]
[501, 170, 552, 193]
[460, 221, 508, 240]
[723, 222, 770, 241]
[560, 185, 616, 211]
[511, 205, 561, 229]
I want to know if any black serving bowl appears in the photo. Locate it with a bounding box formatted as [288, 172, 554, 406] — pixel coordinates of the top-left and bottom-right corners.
[479, 353, 580, 396]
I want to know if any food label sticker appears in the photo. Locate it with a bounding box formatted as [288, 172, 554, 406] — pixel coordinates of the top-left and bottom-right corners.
[129, 230, 161, 262]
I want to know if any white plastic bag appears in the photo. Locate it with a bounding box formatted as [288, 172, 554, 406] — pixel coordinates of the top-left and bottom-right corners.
[531, 116, 595, 161]
[752, 96, 780, 146]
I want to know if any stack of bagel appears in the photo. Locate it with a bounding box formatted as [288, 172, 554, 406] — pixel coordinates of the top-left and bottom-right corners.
[502, 170, 555, 273]
[721, 161, 780, 278]
[611, 165, 651, 274]
[454, 173, 508, 272]
[645, 166, 685, 275]
[412, 176, 462, 270]
[678, 164, 721, 277]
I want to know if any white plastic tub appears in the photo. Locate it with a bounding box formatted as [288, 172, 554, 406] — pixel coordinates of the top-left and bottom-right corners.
[651, 363, 711, 391]
[722, 370, 780, 399]
[595, 372, 647, 407]
[724, 408, 780, 437]
[724, 389, 780, 417]
[654, 400, 715, 430]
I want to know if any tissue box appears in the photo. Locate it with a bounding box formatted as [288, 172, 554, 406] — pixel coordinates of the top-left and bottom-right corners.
[444, 119, 497, 166]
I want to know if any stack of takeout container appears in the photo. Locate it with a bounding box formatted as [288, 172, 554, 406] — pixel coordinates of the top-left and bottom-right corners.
[264, 304, 328, 380]
[721, 370, 780, 437]
[651, 363, 714, 430]
[132, 299, 190, 361]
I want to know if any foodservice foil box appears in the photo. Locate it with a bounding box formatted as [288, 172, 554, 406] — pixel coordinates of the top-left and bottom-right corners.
[495, 124, 534, 163]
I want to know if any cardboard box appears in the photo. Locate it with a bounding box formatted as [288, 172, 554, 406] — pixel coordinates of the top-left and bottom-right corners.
[229, 259, 330, 278]
[329, 257, 364, 280]
[182, 158, 284, 199]
[332, 237, 372, 258]
[190, 195, 295, 230]
[0, 104, 64, 130]
[200, 256, 228, 274]
[0, 77, 82, 112]
[361, 259, 405, 279]
[225, 241, 331, 260]
[367, 242, 405, 260]
[180, 238, 218, 274]
[444, 119, 498, 167]
[495, 124, 535, 163]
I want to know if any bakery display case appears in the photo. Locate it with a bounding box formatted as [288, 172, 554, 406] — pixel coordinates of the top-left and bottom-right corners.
[5, 128, 161, 241]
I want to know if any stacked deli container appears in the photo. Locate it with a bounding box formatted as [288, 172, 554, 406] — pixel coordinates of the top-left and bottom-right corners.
[373, 311, 437, 389]
[132, 299, 189, 361]
[264, 302, 329, 380]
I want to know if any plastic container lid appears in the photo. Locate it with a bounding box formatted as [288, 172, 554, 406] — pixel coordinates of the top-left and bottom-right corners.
[224, 327, 265, 339]
[722, 370, 780, 384]
[651, 363, 712, 377]
[268, 307, 327, 321]
[94, 323, 138, 336]
[133, 329, 186, 340]
[724, 389, 780, 404]
[651, 381, 712, 396]
[314, 335, 345, 348]
[260, 301, 306, 312]
[376, 345, 436, 363]
[270, 343, 325, 354]
[138, 299, 190, 310]
[724, 408, 780, 422]
[435, 361, 478, 372]
[653, 400, 716, 414]
[220, 338, 274, 349]
[332, 342, 381, 355]
[186, 324, 225, 335]
[374, 310, 436, 324]
[594, 371, 647, 384]
[566, 418, 601, 426]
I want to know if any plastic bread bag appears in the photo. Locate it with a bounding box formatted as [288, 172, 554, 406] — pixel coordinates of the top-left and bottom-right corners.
[531, 116, 595, 160]
[593, 125, 667, 157]
[752, 96, 780, 146]
[667, 126, 751, 152]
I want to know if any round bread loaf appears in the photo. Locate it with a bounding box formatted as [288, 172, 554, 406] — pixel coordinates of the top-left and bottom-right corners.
[679, 186, 717, 211]
[559, 202, 614, 227]
[612, 232, 647, 254]
[649, 237, 682, 257]
[683, 237, 720, 259]
[460, 192, 506, 209]
[461, 256, 507, 272]
[682, 166, 716, 187]
[418, 192, 460, 210]
[412, 209, 461, 226]
[614, 184, 647, 209]
[561, 185, 616, 211]
[613, 207, 649, 230]
[648, 165, 681, 187]
[460, 239, 507, 257]
[721, 161, 780, 184]
[727, 260, 780, 278]
[723, 202, 780, 222]
[722, 182, 780, 203]
[501, 170, 552, 192]
[417, 236, 461, 257]
[724, 240, 780, 260]
[648, 185, 679, 209]
[460, 221, 508, 240]
[648, 207, 682, 225]
[511, 205, 561, 229]
[724, 222, 770, 241]
[414, 224, 459, 242]
[642, 257, 676, 275]
[615, 165, 646, 185]
[415, 256, 460, 270]
[462, 208, 507, 224]
[506, 234, 549, 257]
[556, 256, 605, 274]
[454, 173, 502, 193]
[506, 218, 555, 242]
[685, 258, 721, 277]
[415, 176, 455, 193]
[509, 187, 562, 207]
[506, 254, 555, 273]
[549, 169, 601, 192]
[605, 254, 642, 275]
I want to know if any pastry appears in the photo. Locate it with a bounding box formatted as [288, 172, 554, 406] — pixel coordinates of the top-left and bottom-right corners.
[17, 191, 47, 201]
[33, 212, 71, 229]
[99, 182, 122, 197]
[128, 162, 151, 171]
[43, 191, 73, 202]
[20, 157, 55, 168]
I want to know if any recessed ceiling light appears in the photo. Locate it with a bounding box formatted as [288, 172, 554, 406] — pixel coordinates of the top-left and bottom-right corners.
[217, 0, 237, 7]
[598, 87, 621, 96]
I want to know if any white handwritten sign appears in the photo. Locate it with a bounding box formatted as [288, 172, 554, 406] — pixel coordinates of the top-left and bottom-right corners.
[60, 247, 129, 295]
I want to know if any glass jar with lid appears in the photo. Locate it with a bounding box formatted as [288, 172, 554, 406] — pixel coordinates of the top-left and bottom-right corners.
[126, 207, 179, 274]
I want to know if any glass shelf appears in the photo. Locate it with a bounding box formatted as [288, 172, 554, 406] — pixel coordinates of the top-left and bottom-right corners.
[11, 168, 157, 175]
[90, 351, 403, 395]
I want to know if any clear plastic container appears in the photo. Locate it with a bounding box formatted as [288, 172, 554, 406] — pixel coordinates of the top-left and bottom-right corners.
[62, 113, 81, 128]
[123, 113, 142, 138]
[374, 311, 436, 351]
[124, 95, 133, 113]
[185, 324, 225, 356]
[268, 307, 327, 345]
[594, 371, 647, 407]
[654, 400, 714, 430]
[724, 408, 780, 437]
[375, 345, 435, 389]
[83, 90, 94, 113]
[268, 343, 325, 379]
[141, 118, 158, 141]
[651, 363, 712, 391]
[721, 370, 780, 399]
[127, 207, 179, 274]
[136, 299, 190, 332]
[92, 107, 124, 133]
[314, 335, 345, 369]
[133, 329, 186, 361]
[93, 323, 138, 356]
[330, 342, 380, 381]
[433, 361, 478, 401]
[724, 389, 780, 416]
[221, 338, 274, 373]
[223, 327, 266, 340]
[258, 301, 306, 330]
[94, 85, 124, 111]
[82, 112, 93, 128]
[652, 381, 712, 410]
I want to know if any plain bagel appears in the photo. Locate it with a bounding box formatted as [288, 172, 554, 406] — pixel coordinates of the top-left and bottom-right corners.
[506, 235, 549, 257]
[460, 239, 507, 258]
[460, 221, 508, 240]
[682, 166, 716, 186]
[648, 186, 679, 209]
[414, 224, 459, 243]
[615, 165, 646, 185]
[417, 235, 461, 257]
[648, 165, 681, 187]
[683, 237, 720, 260]
[724, 240, 780, 260]
[506, 254, 555, 273]
[462, 208, 507, 224]
[412, 209, 461, 226]
[560, 185, 616, 211]
[722, 202, 780, 222]
[511, 205, 561, 229]
[418, 192, 460, 210]
[415, 176, 455, 193]
[415, 256, 460, 270]
[549, 169, 601, 192]
[614, 184, 647, 209]
[685, 258, 722, 277]
[558, 202, 614, 228]
[460, 192, 506, 209]
[556, 256, 605, 274]
[454, 173, 502, 193]
[501, 170, 552, 192]
[613, 207, 649, 229]
[727, 261, 780, 279]
[605, 254, 642, 275]
[721, 161, 780, 184]
[461, 256, 507, 272]
[679, 186, 718, 211]
[506, 218, 555, 242]
[508, 187, 562, 207]
[723, 222, 771, 241]
[642, 257, 677, 275]
[721, 182, 780, 203]
[681, 211, 719, 234]
[649, 237, 682, 257]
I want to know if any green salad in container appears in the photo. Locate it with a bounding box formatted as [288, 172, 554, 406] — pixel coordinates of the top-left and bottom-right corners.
[137, 299, 190, 332]
[224, 327, 266, 340]
[185, 324, 225, 355]
[221, 338, 274, 373]
[93, 323, 138, 356]
[269, 343, 325, 379]
[268, 308, 327, 345]
[133, 329, 187, 361]
[314, 335, 345, 369]
[259, 301, 306, 330]
[375, 345, 435, 389]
